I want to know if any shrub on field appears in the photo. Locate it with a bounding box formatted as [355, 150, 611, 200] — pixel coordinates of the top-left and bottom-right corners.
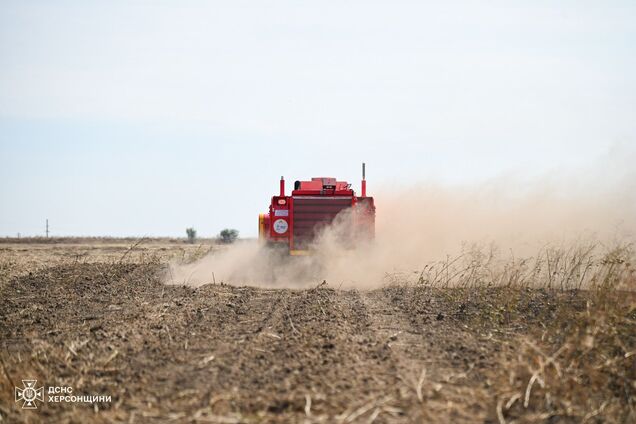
[186, 227, 197, 244]
[219, 228, 239, 244]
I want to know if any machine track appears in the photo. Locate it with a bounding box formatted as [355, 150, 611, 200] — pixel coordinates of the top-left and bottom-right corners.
[0, 262, 566, 422]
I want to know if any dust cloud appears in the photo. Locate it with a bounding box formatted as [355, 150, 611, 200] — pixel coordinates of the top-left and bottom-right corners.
[168, 149, 635, 289]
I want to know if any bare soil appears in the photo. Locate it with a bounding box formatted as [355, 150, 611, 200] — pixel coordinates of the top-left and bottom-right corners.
[0, 241, 634, 423]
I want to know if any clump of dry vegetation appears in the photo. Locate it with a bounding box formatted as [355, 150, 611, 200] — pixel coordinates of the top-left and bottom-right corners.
[490, 247, 635, 423]
[398, 243, 636, 423]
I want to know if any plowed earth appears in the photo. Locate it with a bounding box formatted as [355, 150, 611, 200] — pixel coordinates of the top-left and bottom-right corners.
[1, 242, 632, 423]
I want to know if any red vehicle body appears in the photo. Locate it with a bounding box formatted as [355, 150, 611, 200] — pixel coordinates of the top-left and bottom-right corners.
[259, 164, 375, 255]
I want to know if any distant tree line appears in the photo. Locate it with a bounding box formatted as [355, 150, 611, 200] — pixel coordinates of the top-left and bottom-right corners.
[185, 227, 239, 244]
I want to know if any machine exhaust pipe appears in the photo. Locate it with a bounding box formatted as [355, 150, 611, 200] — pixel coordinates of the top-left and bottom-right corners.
[361, 163, 367, 197]
[280, 176, 285, 197]
[360, 162, 367, 197]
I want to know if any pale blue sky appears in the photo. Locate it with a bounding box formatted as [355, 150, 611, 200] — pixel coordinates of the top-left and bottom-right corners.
[1, 1, 635, 237]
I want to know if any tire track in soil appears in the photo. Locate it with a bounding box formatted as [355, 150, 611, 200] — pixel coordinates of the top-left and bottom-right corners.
[200, 287, 294, 415]
[371, 286, 492, 423]
[120, 284, 292, 419]
[0, 264, 492, 423]
[357, 288, 432, 422]
[208, 286, 412, 423]
[329, 289, 406, 424]
[0, 265, 297, 423]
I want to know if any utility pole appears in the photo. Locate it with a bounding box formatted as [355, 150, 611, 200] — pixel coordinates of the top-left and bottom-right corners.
[46, 219, 49, 238]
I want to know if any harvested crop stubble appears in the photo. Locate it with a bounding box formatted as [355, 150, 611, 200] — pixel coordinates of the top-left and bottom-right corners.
[0, 240, 634, 423]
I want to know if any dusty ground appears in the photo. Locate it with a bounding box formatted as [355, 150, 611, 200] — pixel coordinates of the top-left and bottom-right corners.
[0, 240, 634, 423]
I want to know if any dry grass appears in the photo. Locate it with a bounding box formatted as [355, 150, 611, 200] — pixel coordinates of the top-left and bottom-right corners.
[396, 243, 636, 423]
[489, 247, 636, 423]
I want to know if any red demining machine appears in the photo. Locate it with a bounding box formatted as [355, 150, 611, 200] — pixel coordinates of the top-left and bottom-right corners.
[258, 164, 375, 255]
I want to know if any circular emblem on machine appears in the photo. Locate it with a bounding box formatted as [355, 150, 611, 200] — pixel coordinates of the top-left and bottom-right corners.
[273, 219, 288, 234]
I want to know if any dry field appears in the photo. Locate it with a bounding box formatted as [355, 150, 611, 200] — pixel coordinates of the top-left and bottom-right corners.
[0, 239, 634, 423]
